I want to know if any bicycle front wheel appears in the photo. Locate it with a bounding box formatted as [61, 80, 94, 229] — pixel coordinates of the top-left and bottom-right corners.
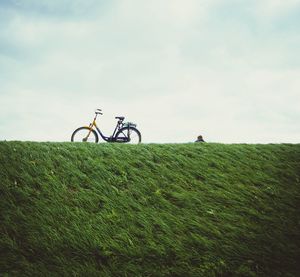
[71, 127, 99, 143]
[115, 127, 141, 144]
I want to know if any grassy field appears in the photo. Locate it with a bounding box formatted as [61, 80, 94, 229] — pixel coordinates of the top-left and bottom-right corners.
[0, 141, 300, 276]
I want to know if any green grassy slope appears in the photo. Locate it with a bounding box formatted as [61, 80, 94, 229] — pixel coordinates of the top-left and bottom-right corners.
[1, 142, 300, 277]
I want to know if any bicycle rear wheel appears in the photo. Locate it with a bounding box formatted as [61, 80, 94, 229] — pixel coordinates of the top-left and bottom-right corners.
[115, 127, 141, 144]
[71, 127, 99, 143]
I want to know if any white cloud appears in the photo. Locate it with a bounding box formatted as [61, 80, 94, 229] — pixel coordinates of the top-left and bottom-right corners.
[0, 0, 299, 143]
[254, 0, 300, 19]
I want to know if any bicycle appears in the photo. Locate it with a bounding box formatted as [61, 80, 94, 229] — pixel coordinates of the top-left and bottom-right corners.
[71, 109, 142, 144]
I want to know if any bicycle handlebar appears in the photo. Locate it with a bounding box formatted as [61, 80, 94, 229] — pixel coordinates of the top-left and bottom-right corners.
[95, 108, 103, 115]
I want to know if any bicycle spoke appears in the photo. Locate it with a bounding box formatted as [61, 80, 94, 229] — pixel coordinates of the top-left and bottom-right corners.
[71, 127, 98, 143]
[115, 127, 141, 144]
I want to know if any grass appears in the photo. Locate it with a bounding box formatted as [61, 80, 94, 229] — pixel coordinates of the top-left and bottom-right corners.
[0, 141, 300, 276]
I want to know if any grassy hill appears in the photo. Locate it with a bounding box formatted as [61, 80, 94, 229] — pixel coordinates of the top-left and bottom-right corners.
[0, 141, 300, 276]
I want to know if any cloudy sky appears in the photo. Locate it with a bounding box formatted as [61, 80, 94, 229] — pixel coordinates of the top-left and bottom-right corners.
[0, 0, 299, 143]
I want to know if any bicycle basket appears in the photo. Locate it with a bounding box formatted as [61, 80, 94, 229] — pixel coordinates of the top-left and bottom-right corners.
[123, 122, 137, 128]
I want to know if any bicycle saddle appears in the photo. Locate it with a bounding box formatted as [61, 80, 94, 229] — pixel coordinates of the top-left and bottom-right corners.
[115, 116, 125, 120]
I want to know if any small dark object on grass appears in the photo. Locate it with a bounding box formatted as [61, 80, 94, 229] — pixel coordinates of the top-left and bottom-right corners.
[195, 135, 205, 143]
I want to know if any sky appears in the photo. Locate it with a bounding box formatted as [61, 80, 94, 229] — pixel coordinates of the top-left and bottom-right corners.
[0, 0, 300, 143]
